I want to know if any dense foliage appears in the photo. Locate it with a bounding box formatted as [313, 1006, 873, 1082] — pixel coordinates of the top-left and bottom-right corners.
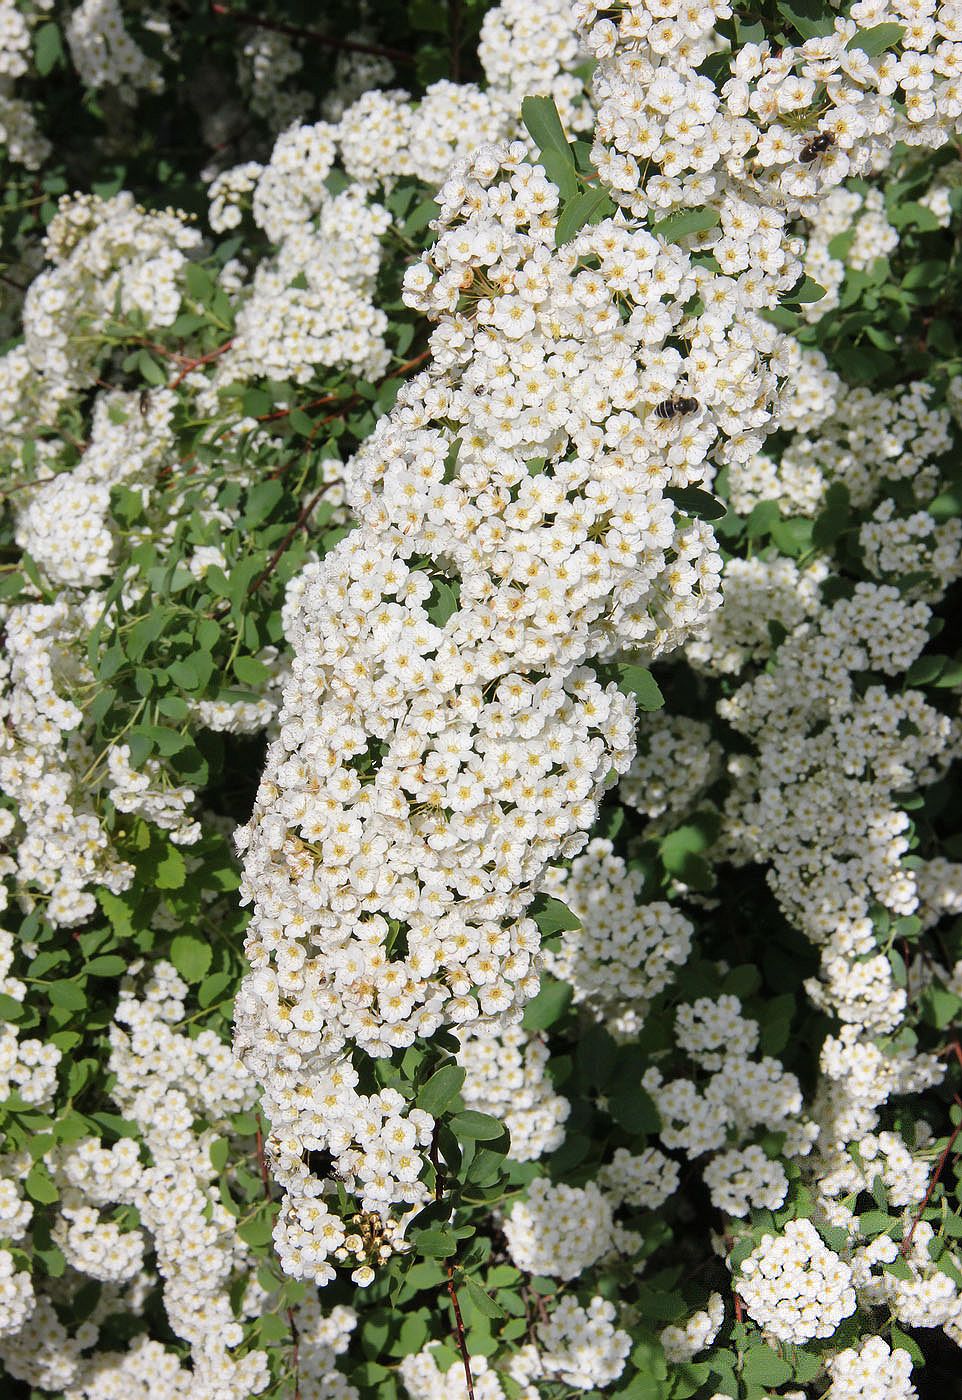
[2, 2, 962, 1399]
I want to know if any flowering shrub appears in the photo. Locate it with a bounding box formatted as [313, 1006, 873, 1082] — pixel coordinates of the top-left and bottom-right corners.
[2, 1, 962, 1398]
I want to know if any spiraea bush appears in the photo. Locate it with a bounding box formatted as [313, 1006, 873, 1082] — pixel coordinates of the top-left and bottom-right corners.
[2, 1, 962, 1397]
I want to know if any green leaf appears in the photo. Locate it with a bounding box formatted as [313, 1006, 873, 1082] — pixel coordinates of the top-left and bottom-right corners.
[233, 654, 270, 686]
[239, 1211, 276, 1248]
[847, 21, 904, 54]
[520, 96, 578, 201]
[0, 992, 24, 1022]
[47, 980, 87, 1011]
[616, 665, 665, 711]
[137, 349, 166, 386]
[25, 1163, 59, 1204]
[210, 1137, 229, 1172]
[449, 1111, 506, 1141]
[609, 1086, 660, 1134]
[84, 955, 128, 977]
[906, 654, 946, 687]
[404, 198, 440, 236]
[170, 934, 213, 984]
[776, 0, 836, 38]
[198, 971, 233, 1007]
[531, 894, 582, 935]
[890, 1325, 925, 1366]
[742, 1344, 792, 1387]
[186, 262, 214, 300]
[666, 486, 727, 521]
[650, 206, 720, 243]
[34, 22, 64, 75]
[427, 579, 460, 627]
[522, 977, 572, 1030]
[168, 652, 214, 692]
[859, 1209, 897, 1237]
[460, 1274, 506, 1318]
[784, 275, 827, 304]
[921, 984, 962, 1030]
[660, 822, 714, 891]
[411, 1227, 458, 1258]
[156, 844, 186, 890]
[555, 186, 615, 246]
[417, 1064, 466, 1117]
[747, 500, 780, 538]
[244, 480, 284, 526]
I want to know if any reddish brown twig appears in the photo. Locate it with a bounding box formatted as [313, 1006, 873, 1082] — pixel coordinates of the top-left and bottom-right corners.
[447, 1267, 475, 1400]
[394, 348, 432, 377]
[168, 337, 234, 391]
[900, 1094, 962, 1257]
[429, 1124, 475, 1400]
[256, 392, 341, 423]
[255, 349, 430, 425]
[254, 1113, 301, 1400]
[254, 1112, 272, 1194]
[246, 485, 329, 599]
[208, 3, 414, 64]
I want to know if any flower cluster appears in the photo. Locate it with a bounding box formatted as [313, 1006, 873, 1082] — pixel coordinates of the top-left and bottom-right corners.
[734, 1219, 857, 1344]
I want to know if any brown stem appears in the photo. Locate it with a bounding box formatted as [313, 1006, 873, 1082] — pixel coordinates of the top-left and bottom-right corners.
[208, 2, 414, 64]
[254, 1111, 272, 1195]
[256, 391, 341, 423]
[168, 337, 234, 391]
[246, 485, 329, 597]
[255, 1113, 301, 1400]
[255, 349, 430, 425]
[449, 0, 462, 82]
[430, 1124, 475, 1400]
[447, 1268, 475, 1400]
[900, 1094, 962, 1257]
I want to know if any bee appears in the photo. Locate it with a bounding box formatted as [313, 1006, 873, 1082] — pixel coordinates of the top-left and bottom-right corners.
[798, 131, 835, 164]
[653, 395, 699, 420]
[303, 1148, 338, 1180]
[138, 389, 151, 418]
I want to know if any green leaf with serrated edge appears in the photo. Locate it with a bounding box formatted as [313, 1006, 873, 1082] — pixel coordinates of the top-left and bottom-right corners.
[427, 579, 460, 626]
[156, 844, 186, 890]
[742, 1344, 792, 1387]
[460, 1273, 506, 1318]
[170, 934, 213, 984]
[410, 1227, 458, 1257]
